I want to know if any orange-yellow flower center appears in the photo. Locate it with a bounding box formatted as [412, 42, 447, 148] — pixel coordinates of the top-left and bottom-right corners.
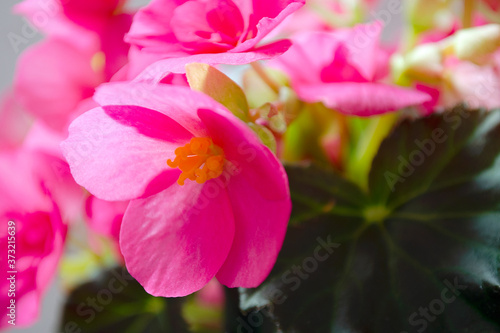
[167, 137, 225, 186]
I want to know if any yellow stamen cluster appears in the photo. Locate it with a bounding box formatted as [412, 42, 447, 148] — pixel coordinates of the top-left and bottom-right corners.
[167, 137, 225, 186]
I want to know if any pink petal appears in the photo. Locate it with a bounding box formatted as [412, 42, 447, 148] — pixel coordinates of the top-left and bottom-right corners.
[61, 105, 188, 201]
[135, 39, 291, 79]
[296, 82, 432, 116]
[216, 171, 290, 287]
[121, 180, 235, 297]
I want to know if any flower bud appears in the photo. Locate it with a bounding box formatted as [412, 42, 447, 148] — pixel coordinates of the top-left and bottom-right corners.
[447, 24, 500, 62]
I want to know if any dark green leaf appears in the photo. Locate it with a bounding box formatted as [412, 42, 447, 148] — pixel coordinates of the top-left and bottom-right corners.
[240, 107, 500, 333]
[59, 266, 189, 333]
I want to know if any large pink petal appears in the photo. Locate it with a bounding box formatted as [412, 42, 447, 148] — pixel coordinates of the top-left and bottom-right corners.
[135, 39, 291, 79]
[121, 180, 235, 297]
[296, 82, 432, 116]
[61, 105, 190, 201]
[216, 170, 290, 287]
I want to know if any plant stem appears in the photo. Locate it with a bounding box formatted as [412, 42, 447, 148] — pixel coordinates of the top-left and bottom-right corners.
[346, 112, 399, 191]
[250, 62, 281, 95]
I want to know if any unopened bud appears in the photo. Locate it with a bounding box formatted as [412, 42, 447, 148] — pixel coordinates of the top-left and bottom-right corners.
[448, 24, 500, 62]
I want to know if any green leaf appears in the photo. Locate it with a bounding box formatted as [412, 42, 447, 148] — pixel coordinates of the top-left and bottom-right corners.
[240, 107, 500, 333]
[186, 63, 249, 121]
[60, 266, 190, 333]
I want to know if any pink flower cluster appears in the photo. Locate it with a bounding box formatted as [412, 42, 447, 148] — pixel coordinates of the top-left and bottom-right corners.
[2, 0, 500, 329]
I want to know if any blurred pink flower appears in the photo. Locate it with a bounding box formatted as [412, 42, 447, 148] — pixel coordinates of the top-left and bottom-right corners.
[61, 83, 291, 297]
[125, 0, 304, 79]
[0, 150, 68, 329]
[274, 22, 431, 116]
[13, 0, 132, 132]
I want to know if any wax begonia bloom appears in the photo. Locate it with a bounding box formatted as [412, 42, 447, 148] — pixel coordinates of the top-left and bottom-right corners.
[61, 83, 291, 297]
[125, 0, 304, 79]
[0, 150, 67, 329]
[274, 22, 432, 116]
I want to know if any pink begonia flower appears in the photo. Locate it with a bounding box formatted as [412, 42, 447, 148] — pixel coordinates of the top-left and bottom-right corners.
[274, 22, 432, 116]
[13, 0, 132, 132]
[61, 83, 291, 297]
[124, 0, 304, 80]
[0, 150, 67, 329]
